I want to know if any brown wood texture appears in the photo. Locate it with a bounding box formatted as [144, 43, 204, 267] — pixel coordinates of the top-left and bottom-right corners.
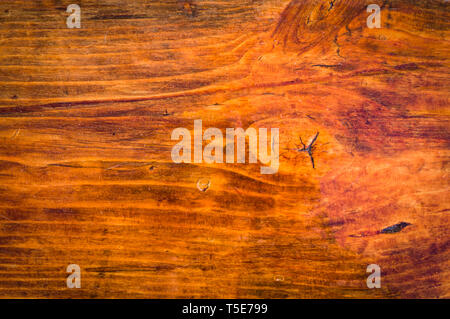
[0, 0, 448, 298]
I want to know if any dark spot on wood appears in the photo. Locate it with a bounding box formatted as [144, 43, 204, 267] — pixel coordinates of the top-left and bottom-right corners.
[381, 222, 411, 234]
[295, 132, 319, 169]
[394, 63, 419, 71]
[179, 1, 198, 18]
[328, 0, 335, 11]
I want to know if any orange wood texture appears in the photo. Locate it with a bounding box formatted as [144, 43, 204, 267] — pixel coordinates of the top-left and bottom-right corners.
[0, 0, 448, 298]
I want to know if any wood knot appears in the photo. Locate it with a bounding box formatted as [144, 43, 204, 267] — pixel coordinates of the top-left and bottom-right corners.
[179, 1, 197, 17]
[380, 222, 412, 234]
[196, 178, 210, 192]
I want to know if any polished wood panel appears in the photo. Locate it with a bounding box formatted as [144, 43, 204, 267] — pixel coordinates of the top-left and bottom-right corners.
[0, 0, 448, 298]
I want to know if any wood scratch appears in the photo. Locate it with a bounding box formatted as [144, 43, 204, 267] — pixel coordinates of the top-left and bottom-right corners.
[11, 129, 20, 139]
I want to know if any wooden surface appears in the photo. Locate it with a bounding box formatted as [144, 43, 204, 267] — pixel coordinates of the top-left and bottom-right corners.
[0, 0, 448, 298]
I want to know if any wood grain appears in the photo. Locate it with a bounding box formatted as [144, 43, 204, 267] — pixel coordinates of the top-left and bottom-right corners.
[0, 0, 448, 298]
